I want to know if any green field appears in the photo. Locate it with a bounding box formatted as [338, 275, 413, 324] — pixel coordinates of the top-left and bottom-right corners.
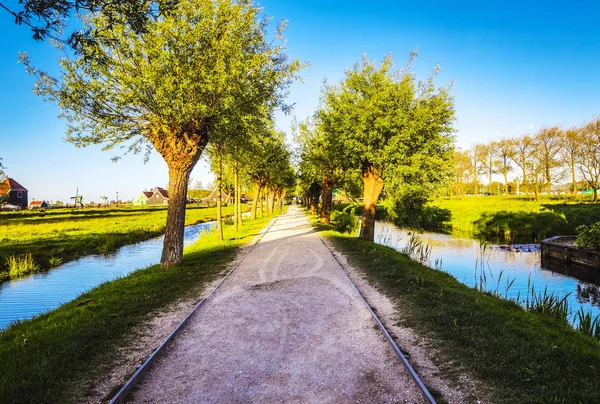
[314, 215, 600, 403]
[0, 205, 247, 280]
[431, 195, 600, 243]
[0, 210, 280, 403]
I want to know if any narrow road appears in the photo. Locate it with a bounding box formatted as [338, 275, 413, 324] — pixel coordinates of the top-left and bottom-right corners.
[130, 206, 423, 403]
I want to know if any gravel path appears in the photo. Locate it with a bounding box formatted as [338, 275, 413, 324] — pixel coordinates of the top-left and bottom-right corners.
[129, 206, 424, 403]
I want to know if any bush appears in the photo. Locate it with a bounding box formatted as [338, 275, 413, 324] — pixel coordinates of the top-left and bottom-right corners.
[384, 189, 451, 232]
[331, 211, 358, 234]
[576, 222, 600, 251]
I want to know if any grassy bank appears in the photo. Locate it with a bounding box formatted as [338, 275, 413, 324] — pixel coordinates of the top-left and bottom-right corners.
[0, 211, 279, 403]
[0, 205, 247, 280]
[315, 219, 600, 403]
[432, 196, 600, 243]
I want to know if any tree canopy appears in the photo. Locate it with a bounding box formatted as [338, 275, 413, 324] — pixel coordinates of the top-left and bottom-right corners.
[316, 53, 455, 240]
[24, 0, 303, 265]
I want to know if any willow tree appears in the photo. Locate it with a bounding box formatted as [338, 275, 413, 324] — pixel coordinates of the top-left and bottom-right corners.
[24, 0, 302, 266]
[294, 116, 343, 224]
[320, 53, 455, 241]
[247, 128, 289, 219]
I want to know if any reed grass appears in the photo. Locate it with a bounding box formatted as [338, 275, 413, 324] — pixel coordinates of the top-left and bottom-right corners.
[311, 213, 600, 403]
[6, 253, 40, 278]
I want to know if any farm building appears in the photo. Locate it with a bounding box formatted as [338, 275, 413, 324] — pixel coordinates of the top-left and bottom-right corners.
[200, 188, 231, 207]
[0, 178, 28, 207]
[132, 191, 154, 206]
[29, 200, 49, 209]
[147, 187, 169, 206]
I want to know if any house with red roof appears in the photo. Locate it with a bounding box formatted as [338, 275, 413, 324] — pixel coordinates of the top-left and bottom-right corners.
[29, 200, 49, 209]
[147, 187, 169, 206]
[0, 178, 28, 207]
[132, 190, 155, 206]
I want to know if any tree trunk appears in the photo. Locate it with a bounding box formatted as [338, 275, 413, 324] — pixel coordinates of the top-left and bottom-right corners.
[504, 173, 508, 195]
[594, 188, 598, 202]
[234, 166, 239, 232]
[237, 173, 243, 227]
[320, 177, 334, 224]
[269, 190, 276, 214]
[571, 161, 577, 195]
[488, 170, 493, 194]
[546, 166, 552, 195]
[161, 164, 193, 267]
[216, 150, 223, 241]
[275, 192, 281, 211]
[309, 191, 318, 215]
[359, 165, 384, 242]
[251, 182, 261, 220]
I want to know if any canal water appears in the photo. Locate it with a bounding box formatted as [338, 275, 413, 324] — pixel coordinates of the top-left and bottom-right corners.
[0, 221, 216, 330]
[374, 221, 600, 323]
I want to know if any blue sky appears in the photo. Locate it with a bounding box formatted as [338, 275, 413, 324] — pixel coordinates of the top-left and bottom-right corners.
[1, 1, 599, 202]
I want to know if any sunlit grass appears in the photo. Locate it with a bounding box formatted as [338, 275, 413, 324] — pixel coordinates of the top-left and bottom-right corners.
[0, 205, 247, 278]
[432, 195, 600, 242]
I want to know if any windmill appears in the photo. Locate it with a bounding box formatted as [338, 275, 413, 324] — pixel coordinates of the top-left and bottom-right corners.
[70, 187, 84, 207]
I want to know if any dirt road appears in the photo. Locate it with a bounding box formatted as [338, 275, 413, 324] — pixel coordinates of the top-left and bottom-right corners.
[129, 206, 424, 403]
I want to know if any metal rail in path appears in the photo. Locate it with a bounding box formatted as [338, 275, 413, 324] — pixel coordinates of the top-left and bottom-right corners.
[317, 234, 437, 404]
[109, 215, 280, 404]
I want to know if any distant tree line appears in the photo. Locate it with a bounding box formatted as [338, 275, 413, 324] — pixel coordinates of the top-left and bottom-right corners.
[451, 116, 600, 201]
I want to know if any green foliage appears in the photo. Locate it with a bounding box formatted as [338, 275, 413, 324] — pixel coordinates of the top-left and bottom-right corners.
[433, 196, 600, 243]
[576, 308, 600, 340]
[330, 211, 358, 234]
[23, 0, 302, 158]
[319, 52, 455, 188]
[383, 188, 451, 232]
[4, 0, 176, 44]
[576, 222, 600, 251]
[48, 256, 63, 267]
[6, 253, 40, 278]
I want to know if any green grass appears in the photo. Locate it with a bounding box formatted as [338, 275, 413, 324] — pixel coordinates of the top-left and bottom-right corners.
[0, 205, 247, 279]
[0, 210, 280, 403]
[432, 195, 600, 243]
[313, 215, 600, 403]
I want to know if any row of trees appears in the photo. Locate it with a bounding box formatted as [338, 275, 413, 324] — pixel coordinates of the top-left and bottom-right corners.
[451, 117, 600, 201]
[23, 0, 303, 266]
[296, 53, 455, 241]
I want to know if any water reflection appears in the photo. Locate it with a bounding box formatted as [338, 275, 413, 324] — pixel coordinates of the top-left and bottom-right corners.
[374, 221, 600, 322]
[0, 221, 215, 330]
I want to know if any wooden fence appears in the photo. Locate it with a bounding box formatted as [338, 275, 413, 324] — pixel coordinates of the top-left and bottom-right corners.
[541, 236, 600, 269]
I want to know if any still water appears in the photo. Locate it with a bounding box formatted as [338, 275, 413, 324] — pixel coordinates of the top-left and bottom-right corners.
[0, 221, 215, 330]
[374, 221, 600, 322]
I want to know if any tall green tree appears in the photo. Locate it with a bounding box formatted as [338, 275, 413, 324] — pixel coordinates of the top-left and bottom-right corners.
[24, 0, 302, 266]
[247, 127, 290, 219]
[294, 116, 344, 224]
[0, 158, 5, 180]
[533, 126, 562, 195]
[513, 135, 534, 194]
[560, 127, 583, 195]
[319, 53, 455, 241]
[579, 117, 600, 202]
[479, 141, 499, 194]
[497, 138, 515, 195]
